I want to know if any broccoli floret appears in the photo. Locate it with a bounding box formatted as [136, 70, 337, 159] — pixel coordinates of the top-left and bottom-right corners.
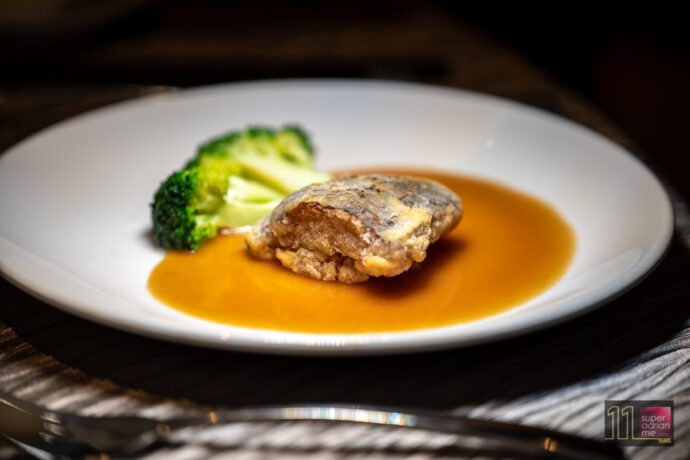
[151, 169, 218, 251]
[273, 125, 315, 167]
[152, 126, 330, 250]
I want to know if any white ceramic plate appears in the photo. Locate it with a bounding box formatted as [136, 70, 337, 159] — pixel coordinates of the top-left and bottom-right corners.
[0, 80, 673, 355]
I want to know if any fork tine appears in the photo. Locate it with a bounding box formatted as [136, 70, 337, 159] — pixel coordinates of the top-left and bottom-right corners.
[1, 394, 103, 457]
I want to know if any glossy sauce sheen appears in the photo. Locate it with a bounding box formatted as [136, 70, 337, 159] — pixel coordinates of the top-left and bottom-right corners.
[148, 172, 575, 332]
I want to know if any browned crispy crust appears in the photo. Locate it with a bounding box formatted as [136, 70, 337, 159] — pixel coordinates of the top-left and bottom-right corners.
[246, 174, 462, 283]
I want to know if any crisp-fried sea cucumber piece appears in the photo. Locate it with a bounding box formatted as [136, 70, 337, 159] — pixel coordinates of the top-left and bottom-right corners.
[245, 174, 462, 283]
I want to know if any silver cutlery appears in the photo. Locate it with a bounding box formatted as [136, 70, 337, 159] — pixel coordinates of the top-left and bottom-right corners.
[1, 392, 622, 459]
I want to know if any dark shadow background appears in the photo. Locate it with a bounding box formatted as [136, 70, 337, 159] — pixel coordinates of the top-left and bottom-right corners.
[1, 0, 688, 199]
[460, 4, 690, 201]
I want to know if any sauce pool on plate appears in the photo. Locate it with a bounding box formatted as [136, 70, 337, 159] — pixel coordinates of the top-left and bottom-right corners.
[148, 171, 575, 333]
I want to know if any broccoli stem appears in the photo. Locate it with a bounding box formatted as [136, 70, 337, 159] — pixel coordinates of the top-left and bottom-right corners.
[215, 176, 286, 228]
[237, 154, 331, 194]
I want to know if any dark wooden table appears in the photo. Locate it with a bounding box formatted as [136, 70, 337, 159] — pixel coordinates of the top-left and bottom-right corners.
[1, 3, 688, 459]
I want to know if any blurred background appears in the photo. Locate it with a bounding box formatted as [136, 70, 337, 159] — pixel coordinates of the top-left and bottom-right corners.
[1, 0, 688, 199]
